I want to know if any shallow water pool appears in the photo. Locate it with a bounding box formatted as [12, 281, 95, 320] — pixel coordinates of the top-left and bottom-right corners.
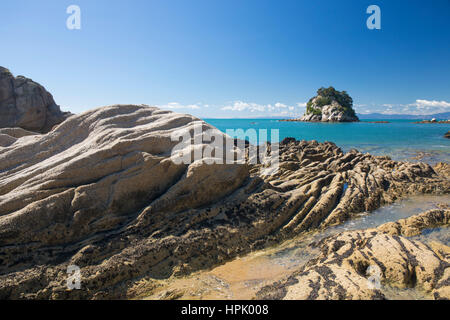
[143, 195, 450, 300]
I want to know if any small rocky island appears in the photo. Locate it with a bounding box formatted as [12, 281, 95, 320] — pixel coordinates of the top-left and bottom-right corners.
[284, 87, 359, 122]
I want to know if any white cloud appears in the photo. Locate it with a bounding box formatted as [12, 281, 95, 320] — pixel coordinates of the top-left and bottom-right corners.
[358, 99, 450, 115]
[158, 102, 202, 110]
[222, 101, 266, 112]
[157, 98, 450, 117]
[221, 101, 287, 113]
[413, 99, 450, 109]
[220, 101, 307, 117]
[274, 102, 288, 109]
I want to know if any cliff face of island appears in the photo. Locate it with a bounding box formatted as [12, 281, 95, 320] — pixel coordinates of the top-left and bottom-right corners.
[0, 67, 70, 133]
[299, 87, 359, 122]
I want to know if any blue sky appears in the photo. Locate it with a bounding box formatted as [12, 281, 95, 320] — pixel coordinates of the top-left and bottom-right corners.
[1, 0, 449, 118]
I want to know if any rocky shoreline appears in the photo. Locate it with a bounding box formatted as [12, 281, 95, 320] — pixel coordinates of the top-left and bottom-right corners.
[0, 68, 449, 300]
[0, 104, 449, 299]
[135, 202, 449, 300]
[256, 207, 450, 300]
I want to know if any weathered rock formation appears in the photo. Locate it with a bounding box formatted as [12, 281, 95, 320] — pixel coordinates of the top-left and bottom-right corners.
[0, 67, 70, 133]
[377, 207, 450, 237]
[298, 87, 359, 122]
[0, 106, 448, 299]
[435, 162, 450, 179]
[256, 208, 450, 300]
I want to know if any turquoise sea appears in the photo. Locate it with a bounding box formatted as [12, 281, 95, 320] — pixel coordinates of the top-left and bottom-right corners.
[205, 119, 450, 165]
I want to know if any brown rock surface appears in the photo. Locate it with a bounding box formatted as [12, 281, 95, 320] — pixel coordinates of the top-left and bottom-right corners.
[0, 67, 70, 133]
[0, 106, 449, 299]
[434, 162, 450, 179]
[377, 208, 450, 237]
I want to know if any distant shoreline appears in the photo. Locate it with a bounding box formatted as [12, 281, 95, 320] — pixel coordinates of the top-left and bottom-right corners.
[278, 119, 360, 123]
[413, 120, 450, 124]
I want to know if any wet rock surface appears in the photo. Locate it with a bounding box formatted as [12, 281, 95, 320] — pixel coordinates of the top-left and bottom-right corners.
[0, 105, 449, 299]
[377, 206, 450, 237]
[256, 208, 450, 300]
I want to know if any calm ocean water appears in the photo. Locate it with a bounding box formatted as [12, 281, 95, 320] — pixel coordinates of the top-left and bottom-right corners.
[204, 119, 450, 164]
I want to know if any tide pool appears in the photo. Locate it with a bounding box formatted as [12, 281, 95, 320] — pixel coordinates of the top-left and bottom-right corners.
[204, 119, 450, 164]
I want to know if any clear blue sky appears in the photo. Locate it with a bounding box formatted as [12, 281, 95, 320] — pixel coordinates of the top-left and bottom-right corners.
[1, 0, 449, 118]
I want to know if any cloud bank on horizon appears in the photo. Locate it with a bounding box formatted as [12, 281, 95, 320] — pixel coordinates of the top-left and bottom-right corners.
[156, 99, 450, 118]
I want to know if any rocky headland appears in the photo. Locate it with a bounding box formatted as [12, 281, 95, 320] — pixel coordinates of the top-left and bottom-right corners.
[283, 87, 359, 122]
[0, 67, 70, 133]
